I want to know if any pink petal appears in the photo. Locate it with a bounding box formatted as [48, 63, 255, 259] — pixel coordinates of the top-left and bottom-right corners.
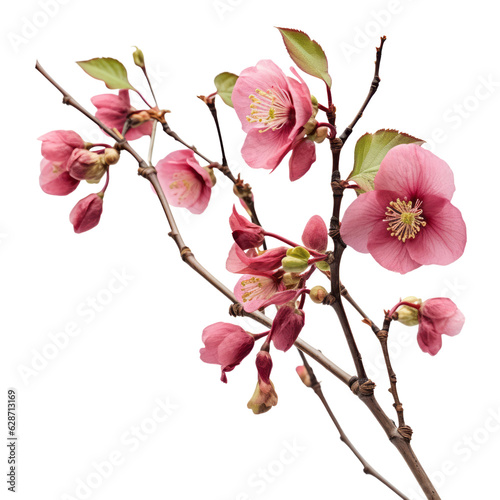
[38, 130, 84, 163]
[270, 306, 305, 352]
[232, 60, 290, 133]
[289, 137, 316, 181]
[39, 159, 80, 196]
[407, 201, 466, 266]
[375, 145, 456, 201]
[241, 127, 293, 171]
[302, 215, 328, 252]
[417, 323, 442, 356]
[366, 222, 421, 274]
[234, 274, 279, 312]
[340, 190, 387, 253]
[287, 67, 314, 133]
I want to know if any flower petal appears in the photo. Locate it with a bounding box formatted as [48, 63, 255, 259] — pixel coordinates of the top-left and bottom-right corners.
[367, 222, 421, 274]
[289, 137, 316, 181]
[407, 201, 466, 266]
[375, 144, 456, 201]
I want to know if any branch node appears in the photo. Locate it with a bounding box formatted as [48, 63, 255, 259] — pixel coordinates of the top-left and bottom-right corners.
[398, 425, 413, 441]
[228, 303, 245, 317]
[180, 246, 193, 262]
[138, 166, 157, 178]
[322, 293, 336, 306]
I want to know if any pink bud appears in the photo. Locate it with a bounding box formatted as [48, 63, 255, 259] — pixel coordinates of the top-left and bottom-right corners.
[67, 149, 107, 183]
[270, 305, 305, 352]
[69, 194, 104, 233]
[200, 322, 255, 383]
[256, 351, 273, 387]
[296, 366, 312, 387]
[229, 205, 265, 250]
[302, 215, 328, 253]
[417, 298, 465, 355]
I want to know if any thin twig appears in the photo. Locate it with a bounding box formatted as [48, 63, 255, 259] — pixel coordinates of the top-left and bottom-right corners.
[340, 36, 387, 143]
[206, 99, 227, 166]
[297, 350, 410, 499]
[147, 121, 157, 166]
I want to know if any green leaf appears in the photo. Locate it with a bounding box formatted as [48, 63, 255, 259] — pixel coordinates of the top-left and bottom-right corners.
[214, 72, 238, 107]
[277, 28, 332, 87]
[348, 129, 425, 194]
[76, 58, 135, 91]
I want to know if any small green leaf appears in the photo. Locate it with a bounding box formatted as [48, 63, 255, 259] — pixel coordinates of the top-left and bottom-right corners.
[348, 129, 425, 194]
[277, 28, 332, 87]
[214, 72, 238, 107]
[76, 58, 135, 91]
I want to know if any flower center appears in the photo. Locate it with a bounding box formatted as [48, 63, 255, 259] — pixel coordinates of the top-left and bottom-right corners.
[384, 198, 426, 242]
[246, 87, 292, 133]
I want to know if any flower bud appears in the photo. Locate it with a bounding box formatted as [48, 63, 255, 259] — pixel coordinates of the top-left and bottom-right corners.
[309, 286, 328, 304]
[396, 296, 422, 326]
[282, 272, 301, 287]
[247, 380, 278, 415]
[69, 193, 104, 233]
[313, 126, 329, 144]
[282, 247, 310, 274]
[132, 46, 145, 68]
[104, 148, 120, 165]
[296, 365, 312, 387]
[67, 149, 107, 184]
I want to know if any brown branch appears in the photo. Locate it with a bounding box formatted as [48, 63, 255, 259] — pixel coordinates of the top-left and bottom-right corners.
[374, 317, 411, 437]
[340, 36, 386, 143]
[298, 351, 410, 500]
[36, 60, 441, 500]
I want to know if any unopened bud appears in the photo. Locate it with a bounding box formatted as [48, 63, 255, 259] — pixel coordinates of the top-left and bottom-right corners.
[296, 365, 312, 387]
[313, 126, 329, 144]
[282, 247, 310, 273]
[310, 286, 328, 304]
[103, 148, 120, 165]
[282, 272, 302, 287]
[396, 296, 422, 326]
[132, 46, 145, 68]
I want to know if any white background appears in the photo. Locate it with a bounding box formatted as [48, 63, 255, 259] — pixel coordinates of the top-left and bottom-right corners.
[1, 0, 499, 499]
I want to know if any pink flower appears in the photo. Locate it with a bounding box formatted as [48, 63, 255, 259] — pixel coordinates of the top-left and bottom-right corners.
[39, 159, 80, 196]
[38, 130, 85, 164]
[91, 90, 153, 140]
[232, 60, 315, 181]
[156, 150, 214, 214]
[302, 215, 328, 253]
[70, 194, 104, 233]
[417, 298, 465, 355]
[340, 145, 467, 274]
[67, 149, 107, 183]
[226, 244, 287, 274]
[229, 205, 265, 250]
[200, 323, 255, 383]
[234, 272, 304, 313]
[38, 130, 86, 196]
[270, 305, 305, 352]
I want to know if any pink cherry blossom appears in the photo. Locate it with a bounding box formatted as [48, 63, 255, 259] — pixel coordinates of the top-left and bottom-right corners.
[417, 298, 465, 355]
[200, 322, 255, 383]
[234, 272, 304, 313]
[270, 305, 305, 352]
[38, 130, 85, 164]
[38, 130, 86, 195]
[226, 244, 287, 274]
[69, 194, 104, 233]
[67, 149, 107, 183]
[39, 159, 80, 196]
[232, 59, 315, 181]
[91, 90, 153, 140]
[340, 144, 467, 274]
[302, 215, 328, 253]
[229, 205, 265, 250]
[156, 150, 214, 214]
